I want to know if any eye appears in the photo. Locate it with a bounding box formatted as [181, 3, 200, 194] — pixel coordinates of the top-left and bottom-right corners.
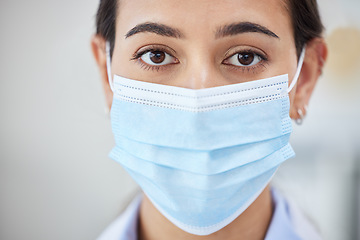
[140, 50, 178, 66]
[224, 52, 262, 67]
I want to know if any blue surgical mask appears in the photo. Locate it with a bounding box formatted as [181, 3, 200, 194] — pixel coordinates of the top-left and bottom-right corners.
[106, 42, 305, 236]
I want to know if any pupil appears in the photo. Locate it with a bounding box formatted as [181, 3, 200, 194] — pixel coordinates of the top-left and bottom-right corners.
[238, 53, 254, 65]
[150, 51, 165, 64]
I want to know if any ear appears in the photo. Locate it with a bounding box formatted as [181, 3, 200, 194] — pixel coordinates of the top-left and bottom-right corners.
[91, 34, 113, 111]
[290, 38, 328, 120]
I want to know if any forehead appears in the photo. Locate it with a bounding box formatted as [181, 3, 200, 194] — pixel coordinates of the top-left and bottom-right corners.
[117, 0, 292, 39]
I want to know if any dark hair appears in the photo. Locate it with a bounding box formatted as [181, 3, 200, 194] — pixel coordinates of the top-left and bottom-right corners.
[96, 0, 324, 58]
[286, 0, 324, 57]
[96, 0, 117, 56]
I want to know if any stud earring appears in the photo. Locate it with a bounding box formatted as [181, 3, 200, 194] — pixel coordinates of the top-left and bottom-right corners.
[295, 108, 304, 125]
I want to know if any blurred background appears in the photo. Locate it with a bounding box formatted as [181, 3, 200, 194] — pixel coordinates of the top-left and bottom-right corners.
[0, 0, 359, 239]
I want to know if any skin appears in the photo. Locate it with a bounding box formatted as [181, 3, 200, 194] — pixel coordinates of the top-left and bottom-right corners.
[91, 0, 328, 239]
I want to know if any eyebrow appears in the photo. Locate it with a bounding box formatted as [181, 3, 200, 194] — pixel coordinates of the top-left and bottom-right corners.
[215, 22, 279, 39]
[125, 21, 279, 40]
[125, 22, 184, 39]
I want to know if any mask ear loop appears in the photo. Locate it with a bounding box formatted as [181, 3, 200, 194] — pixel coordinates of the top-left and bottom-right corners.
[287, 47, 306, 93]
[105, 41, 115, 92]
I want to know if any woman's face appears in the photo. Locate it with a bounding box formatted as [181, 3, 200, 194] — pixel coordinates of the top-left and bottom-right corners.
[111, 0, 298, 95]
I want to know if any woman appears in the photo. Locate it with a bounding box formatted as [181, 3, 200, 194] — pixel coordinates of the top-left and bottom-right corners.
[91, 0, 328, 239]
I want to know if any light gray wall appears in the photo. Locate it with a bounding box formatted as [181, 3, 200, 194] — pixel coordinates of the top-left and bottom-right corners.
[0, 1, 138, 239]
[0, 0, 359, 240]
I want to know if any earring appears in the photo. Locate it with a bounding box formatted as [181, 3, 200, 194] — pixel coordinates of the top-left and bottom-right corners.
[295, 108, 304, 125]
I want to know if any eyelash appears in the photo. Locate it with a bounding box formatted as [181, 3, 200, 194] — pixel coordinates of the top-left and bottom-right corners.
[224, 62, 268, 74]
[223, 48, 269, 73]
[130, 46, 269, 72]
[130, 46, 176, 71]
